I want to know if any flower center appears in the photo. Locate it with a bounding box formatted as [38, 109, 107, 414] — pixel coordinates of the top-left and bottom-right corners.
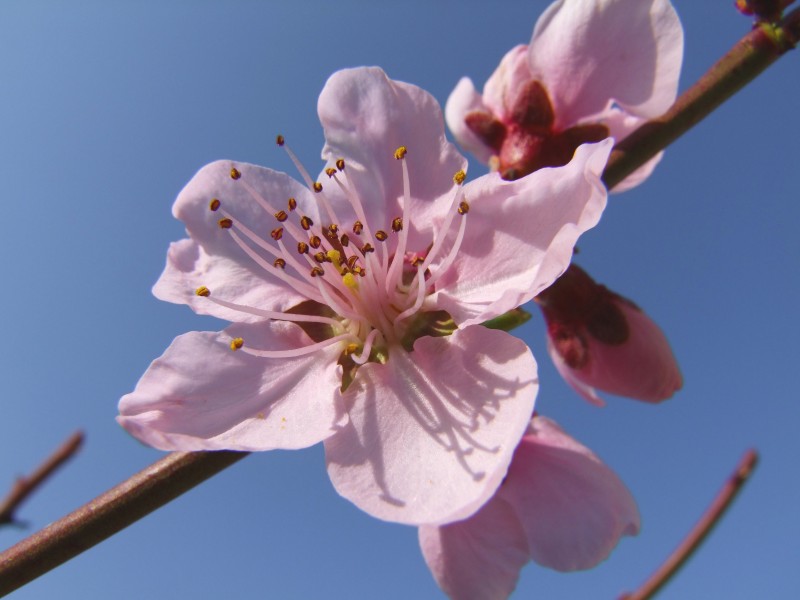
[195, 138, 469, 381]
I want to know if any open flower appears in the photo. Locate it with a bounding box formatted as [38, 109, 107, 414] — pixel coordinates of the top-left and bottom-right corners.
[446, 0, 683, 190]
[118, 67, 611, 525]
[419, 416, 640, 600]
[537, 263, 682, 405]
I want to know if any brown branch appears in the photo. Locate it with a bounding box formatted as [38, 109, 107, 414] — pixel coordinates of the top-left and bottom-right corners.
[603, 7, 799, 190]
[0, 450, 248, 597]
[619, 449, 759, 600]
[0, 431, 85, 527]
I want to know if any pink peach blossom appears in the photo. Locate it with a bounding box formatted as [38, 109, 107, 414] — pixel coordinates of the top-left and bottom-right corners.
[118, 67, 612, 525]
[537, 264, 682, 405]
[446, 0, 683, 190]
[419, 416, 640, 599]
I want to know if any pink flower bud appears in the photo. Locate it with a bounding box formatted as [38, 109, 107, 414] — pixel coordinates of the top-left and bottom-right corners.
[537, 264, 682, 405]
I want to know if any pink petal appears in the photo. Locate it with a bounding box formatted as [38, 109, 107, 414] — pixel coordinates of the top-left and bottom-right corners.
[433, 140, 611, 328]
[548, 337, 607, 407]
[556, 299, 682, 404]
[324, 326, 537, 525]
[419, 498, 529, 600]
[500, 417, 640, 571]
[445, 77, 495, 164]
[165, 160, 321, 314]
[481, 45, 534, 122]
[117, 321, 345, 451]
[317, 67, 466, 247]
[600, 106, 664, 193]
[153, 238, 305, 322]
[528, 0, 683, 127]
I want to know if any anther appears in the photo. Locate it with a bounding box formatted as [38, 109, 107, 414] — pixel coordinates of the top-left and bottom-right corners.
[288, 197, 297, 211]
[230, 337, 244, 351]
[340, 234, 350, 247]
[309, 235, 322, 249]
[375, 230, 388, 242]
[453, 170, 466, 185]
[218, 217, 233, 229]
[391, 217, 403, 232]
[328, 224, 339, 235]
[344, 343, 359, 355]
[336, 158, 345, 170]
[353, 221, 363, 235]
[300, 215, 314, 230]
[394, 146, 408, 160]
[325, 167, 337, 178]
[270, 227, 284, 241]
[412, 256, 425, 267]
[297, 242, 309, 254]
[313, 182, 323, 193]
[458, 200, 470, 215]
[310, 266, 325, 277]
[273, 258, 286, 269]
[314, 251, 326, 264]
[230, 167, 241, 180]
[362, 243, 375, 254]
[195, 286, 211, 297]
[209, 198, 221, 212]
[276, 135, 285, 146]
[347, 255, 359, 269]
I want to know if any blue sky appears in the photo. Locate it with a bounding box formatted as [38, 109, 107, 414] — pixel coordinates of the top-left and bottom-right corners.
[1, 1, 798, 598]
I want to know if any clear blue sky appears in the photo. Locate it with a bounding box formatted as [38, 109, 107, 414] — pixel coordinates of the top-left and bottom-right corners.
[1, 1, 798, 598]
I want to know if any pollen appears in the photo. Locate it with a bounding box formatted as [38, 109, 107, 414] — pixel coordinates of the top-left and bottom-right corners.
[310, 266, 325, 277]
[209, 198, 221, 212]
[336, 158, 345, 170]
[391, 217, 403, 232]
[342, 272, 359, 290]
[394, 146, 408, 160]
[230, 337, 244, 351]
[230, 167, 241, 180]
[276, 134, 285, 146]
[313, 182, 323, 193]
[300, 215, 314, 230]
[458, 200, 470, 215]
[375, 230, 388, 242]
[328, 223, 339, 235]
[453, 170, 466, 185]
[195, 286, 211, 297]
[314, 251, 326, 263]
[297, 242, 309, 254]
[344, 343, 359, 355]
[325, 167, 337, 178]
[309, 235, 322, 249]
[218, 217, 233, 229]
[288, 197, 297, 211]
[274, 210, 288, 222]
[327, 249, 342, 265]
[271, 227, 284, 241]
[273, 258, 286, 269]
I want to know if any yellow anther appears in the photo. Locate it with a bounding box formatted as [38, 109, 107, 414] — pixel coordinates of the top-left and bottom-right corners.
[313, 182, 323, 193]
[230, 167, 241, 180]
[325, 167, 337, 178]
[327, 249, 342, 265]
[342, 272, 359, 290]
[344, 343, 359, 355]
[394, 146, 408, 160]
[195, 286, 211, 297]
[276, 135, 285, 146]
[230, 337, 244, 351]
[336, 158, 346, 170]
[209, 198, 221, 211]
[453, 170, 466, 185]
[218, 217, 233, 229]
[458, 200, 470, 215]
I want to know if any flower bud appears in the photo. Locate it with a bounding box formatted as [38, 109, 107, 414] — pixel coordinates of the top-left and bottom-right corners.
[537, 264, 682, 405]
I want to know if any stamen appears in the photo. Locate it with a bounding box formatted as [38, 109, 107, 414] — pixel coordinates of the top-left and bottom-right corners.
[340, 234, 350, 247]
[353, 221, 363, 235]
[201, 293, 341, 326]
[230, 167, 241, 180]
[271, 227, 284, 241]
[394, 146, 408, 160]
[328, 224, 339, 235]
[276, 134, 285, 146]
[310, 266, 325, 277]
[288, 197, 297, 211]
[336, 158, 345, 170]
[209, 198, 221, 212]
[297, 242, 309, 255]
[391, 218, 403, 232]
[230, 337, 244, 351]
[309, 235, 322, 249]
[313, 182, 323, 193]
[325, 167, 337, 178]
[362, 243, 374, 254]
[343, 272, 359, 290]
[313, 251, 327, 264]
[458, 200, 470, 215]
[394, 266, 426, 327]
[453, 170, 466, 185]
[195, 286, 211, 297]
[218, 218, 233, 229]
[351, 329, 380, 365]
[385, 150, 412, 295]
[300, 215, 314, 230]
[275, 210, 289, 222]
[240, 333, 355, 359]
[274, 258, 286, 269]
[426, 210, 468, 289]
[375, 230, 388, 242]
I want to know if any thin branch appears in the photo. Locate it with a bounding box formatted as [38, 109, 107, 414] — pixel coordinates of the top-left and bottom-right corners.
[0, 431, 85, 527]
[619, 449, 759, 600]
[603, 8, 799, 190]
[0, 450, 248, 597]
